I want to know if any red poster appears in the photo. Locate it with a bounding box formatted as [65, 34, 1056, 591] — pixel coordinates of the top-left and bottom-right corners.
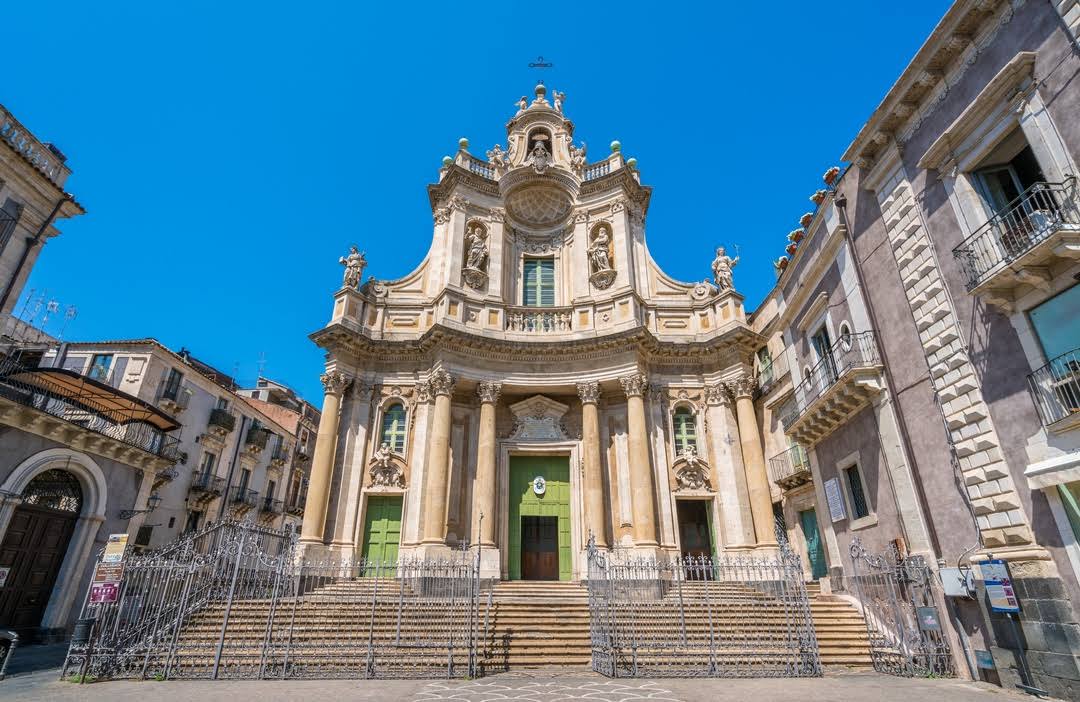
[90, 582, 120, 603]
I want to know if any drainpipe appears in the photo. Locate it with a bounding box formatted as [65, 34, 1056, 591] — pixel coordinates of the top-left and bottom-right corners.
[832, 192, 942, 556]
[0, 193, 70, 315]
[217, 414, 249, 521]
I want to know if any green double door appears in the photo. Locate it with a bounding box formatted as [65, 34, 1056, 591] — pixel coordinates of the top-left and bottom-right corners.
[799, 508, 828, 580]
[508, 456, 571, 581]
[360, 496, 403, 564]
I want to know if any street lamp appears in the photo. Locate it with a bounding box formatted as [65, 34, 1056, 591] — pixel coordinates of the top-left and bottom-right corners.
[119, 493, 163, 520]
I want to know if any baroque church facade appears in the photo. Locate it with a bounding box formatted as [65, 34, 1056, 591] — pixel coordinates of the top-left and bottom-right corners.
[302, 83, 775, 579]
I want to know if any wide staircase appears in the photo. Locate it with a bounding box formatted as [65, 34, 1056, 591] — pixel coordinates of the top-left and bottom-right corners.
[162, 577, 870, 675]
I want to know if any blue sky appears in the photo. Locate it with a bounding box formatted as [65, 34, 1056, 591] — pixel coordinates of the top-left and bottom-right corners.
[5, 1, 951, 403]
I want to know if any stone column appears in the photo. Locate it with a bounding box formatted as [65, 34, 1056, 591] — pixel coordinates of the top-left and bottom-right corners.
[577, 381, 607, 548]
[704, 383, 755, 547]
[473, 381, 501, 546]
[421, 370, 456, 545]
[620, 372, 658, 546]
[301, 371, 350, 544]
[728, 375, 776, 546]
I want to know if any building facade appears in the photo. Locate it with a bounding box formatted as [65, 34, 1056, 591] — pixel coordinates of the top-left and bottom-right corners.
[305, 83, 773, 579]
[753, 0, 1080, 695]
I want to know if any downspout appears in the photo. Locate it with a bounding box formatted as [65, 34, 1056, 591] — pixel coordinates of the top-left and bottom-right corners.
[832, 192, 941, 556]
[217, 414, 249, 521]
[0, 193, 70, 314]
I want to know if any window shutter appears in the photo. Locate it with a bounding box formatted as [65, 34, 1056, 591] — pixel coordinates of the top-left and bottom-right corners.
[523, 258, 555, 307]
[539, 259, 555, 306]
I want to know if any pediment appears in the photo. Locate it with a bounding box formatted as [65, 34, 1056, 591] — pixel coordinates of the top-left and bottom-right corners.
[507, 395, 570, 441]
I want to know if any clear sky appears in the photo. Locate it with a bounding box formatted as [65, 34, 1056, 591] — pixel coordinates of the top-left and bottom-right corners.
[5, 1, 952, 403]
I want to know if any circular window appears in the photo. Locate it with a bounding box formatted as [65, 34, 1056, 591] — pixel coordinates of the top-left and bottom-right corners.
[839, 322, 853, 351]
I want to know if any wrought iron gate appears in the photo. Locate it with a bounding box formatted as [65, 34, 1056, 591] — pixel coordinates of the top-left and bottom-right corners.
[586, 538, 821, 678]
[63, 520, 485, 680]
[848, 537, 954, 677]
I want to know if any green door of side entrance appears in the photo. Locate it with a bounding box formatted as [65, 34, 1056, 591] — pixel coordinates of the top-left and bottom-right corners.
[360, 495, 403, 564]
[508, 456, 571, 581]
[799, 508, 828, 580]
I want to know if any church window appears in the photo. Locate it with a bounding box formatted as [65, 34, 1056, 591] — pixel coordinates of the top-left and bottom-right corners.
[673, 407, 697, 455]
[523, 258, 555, 307]
[381, 402, 407, 453]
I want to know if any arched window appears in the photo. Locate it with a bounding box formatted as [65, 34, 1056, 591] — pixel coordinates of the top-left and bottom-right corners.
[381, 403, 407, 453]
[22, 469, 83, 514]
[673, 407, 697, 455]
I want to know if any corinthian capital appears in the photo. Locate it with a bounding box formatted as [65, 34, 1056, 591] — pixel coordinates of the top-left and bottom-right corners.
[618, 373, 649, 398]
[476, 381, 502, 405]
[320, 371, 351, 396]
[725, 374, 757, 400]
[576, 381, 601, 404]
[427, 369, 456, 397]
[704, 383, 732, 406]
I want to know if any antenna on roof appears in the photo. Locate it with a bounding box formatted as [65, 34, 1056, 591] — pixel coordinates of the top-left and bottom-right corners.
[257, 351, 266, 379]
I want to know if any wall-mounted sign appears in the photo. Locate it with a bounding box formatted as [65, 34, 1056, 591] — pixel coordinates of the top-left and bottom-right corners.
[979, 559, 1020, 613]
[0, 566, 9, 588]
[102, 533, 129, 564]
[90, 582, 120, 604]
[916, 606, 942, 631]
[532, 476, 547, 496]
[824, 478, 846, 522]
[974, 649, 996, 670]
[93, 563, 124, 585]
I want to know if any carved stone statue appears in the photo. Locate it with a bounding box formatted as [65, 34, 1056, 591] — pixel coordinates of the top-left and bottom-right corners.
[463, 224, 489, 289]
[369, 441, 405, 488]
[569, 142, 587, 172]
[339, 246, 367, 290]
[515, 95, 528, 112]
[711, 246, 739, 292]
[588, 225, 617, 289]
[675, 444, 711, 491]
[553, 90, 566, 114]
[528, 141, 551, 174]
[486, 144, 508, 170]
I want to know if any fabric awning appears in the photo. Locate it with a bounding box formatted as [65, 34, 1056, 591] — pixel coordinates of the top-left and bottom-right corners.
[1, 367, 180, 432]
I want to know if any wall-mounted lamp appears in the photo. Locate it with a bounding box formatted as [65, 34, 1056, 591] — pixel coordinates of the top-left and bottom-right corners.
[119, 493, 163, 520]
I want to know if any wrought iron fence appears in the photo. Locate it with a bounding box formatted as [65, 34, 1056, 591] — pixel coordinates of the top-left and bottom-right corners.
[586, 537, 820, 678]
[1027, 347, 1080, 426]
[952, 178, 1080, 290]
[781, 331, 880, 429]
[63, 520, 484, 680]
[847, 537, 954, 677]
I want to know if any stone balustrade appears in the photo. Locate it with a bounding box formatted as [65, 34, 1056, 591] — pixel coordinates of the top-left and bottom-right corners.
[505, 307, 573, 333]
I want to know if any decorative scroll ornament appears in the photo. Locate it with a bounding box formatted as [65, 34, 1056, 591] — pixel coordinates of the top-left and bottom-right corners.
[320, 371, 350, 396]
[364, 275, 388, 298]
[674, 445, 711, 492]
[476, 381, 502, 405]
[576, 381, 601, 405]
[588, 223, 617, 290]
[619, 373, 649, 398]
[528, 141, 551, 174]
[427, 369, 456, 397]
[339, 246, 367, 290]
[711, 246, 739, 292]
[462, 222, 489, 290]
[369, 442, 406, 488]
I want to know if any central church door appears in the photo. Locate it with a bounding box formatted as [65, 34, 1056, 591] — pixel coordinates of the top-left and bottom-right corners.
[508, 456, 571, 581]
[520, 516, 559, 580]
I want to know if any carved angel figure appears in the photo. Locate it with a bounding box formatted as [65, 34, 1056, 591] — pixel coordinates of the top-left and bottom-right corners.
[465, 225, 489, 271]
[373, 441, 393, 468]
[711, 246, 739, 291]
[486, 144, 508, 169]
[339, 246, 367, 290]
[553, 90, 566, 113]
[515, 95, 528, 112]
[588, 227, 612, 272]
[569, 141, 587, 171]
[680, 444, 702, 470]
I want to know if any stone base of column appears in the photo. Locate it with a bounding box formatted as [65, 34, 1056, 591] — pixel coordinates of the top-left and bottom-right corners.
[296, 540, 332, 562]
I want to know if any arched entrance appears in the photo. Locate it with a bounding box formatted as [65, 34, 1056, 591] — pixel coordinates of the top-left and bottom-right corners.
[0, 469, 83, 632]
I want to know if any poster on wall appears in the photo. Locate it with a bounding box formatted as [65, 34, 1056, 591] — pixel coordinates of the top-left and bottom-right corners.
[979, 559, 1020, 613]
[90, 582, 120, 604]
[101, 533, 129, 564]
[824, 478, 847, 522]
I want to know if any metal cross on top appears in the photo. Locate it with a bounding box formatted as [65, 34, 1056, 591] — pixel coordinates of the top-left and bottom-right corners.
[528, 55, 553, 69]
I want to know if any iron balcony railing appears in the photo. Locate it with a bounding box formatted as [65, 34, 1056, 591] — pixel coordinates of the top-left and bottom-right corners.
[781, 331, 881, 429]
[189, 472, 224, 495]
[230, 486, 259, 508]
[758, 352, 790, 395]
[271, 442, 289, 463]
[505, 306, 573, 333]
[768, 444, 811, 486]
[952, 178, 1080, 290]
[0, 358, 180, 462]
[1028, 347, 1080, 427]
[207, 407, 236, 433]
[245, 426, 271, 451]
[260, 497, 283, 514]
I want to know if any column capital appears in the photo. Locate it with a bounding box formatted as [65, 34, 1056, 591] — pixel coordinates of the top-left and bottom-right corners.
[476, 381, 502, 405]
[705, 382, 733, 406]
[320, 371, 351, 396]
[427, 369, 456, 397]
[725, 374, 757, 400]
[618, 372, 649, 398]
[576, 380, 601, 404]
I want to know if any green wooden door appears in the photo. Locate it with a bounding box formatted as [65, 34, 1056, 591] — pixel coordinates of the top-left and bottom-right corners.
[508, 456, 571, 581]
[360, 496, 403, 565]
[799, 508, 828, 580]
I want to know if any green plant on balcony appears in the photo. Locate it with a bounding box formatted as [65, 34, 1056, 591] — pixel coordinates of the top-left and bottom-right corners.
[208, 408, 236, 434]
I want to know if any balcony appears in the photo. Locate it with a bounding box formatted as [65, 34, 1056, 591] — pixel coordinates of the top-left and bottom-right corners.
[758, 353, 790, 397]
[781, 331, 885, 446]
[1028, 347, 1080, 431]
[505, 307, 573, 334]
[229, 486, 259, 512]
[0, 358, 180, 466]
[207, 408, 236, 436]
[244, 426, 271, 454]
[153, 468, 179, 490]
[188, 472, 224, 504]
[259, 497, 283, 516]
[156, 380, 191, 416]
[952, 179, 1080, 311]
[768, 444, 812, 490]
[270, 442, 289, 467]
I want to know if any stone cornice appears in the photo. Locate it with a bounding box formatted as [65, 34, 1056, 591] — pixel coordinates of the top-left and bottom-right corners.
[578, 167, 652, 213]
[427, 165, 500, 209]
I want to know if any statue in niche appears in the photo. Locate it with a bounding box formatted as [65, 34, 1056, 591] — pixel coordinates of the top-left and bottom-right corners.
[463, 223, 489, 290]
[339, 246, 367, 290]
[588, 224, 617, 289]
[711, 246, 739, 292]
[370, 442, 405, 488]
[528, 140, 551, 174]
[569, 142, 587, 173]
[486, 144, 508, 170]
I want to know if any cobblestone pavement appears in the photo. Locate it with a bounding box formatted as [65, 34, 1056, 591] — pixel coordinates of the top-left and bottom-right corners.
[1, 667, 1048, 701]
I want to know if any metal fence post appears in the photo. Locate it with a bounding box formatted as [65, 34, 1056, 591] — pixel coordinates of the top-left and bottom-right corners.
[211, 527, 248, 679]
